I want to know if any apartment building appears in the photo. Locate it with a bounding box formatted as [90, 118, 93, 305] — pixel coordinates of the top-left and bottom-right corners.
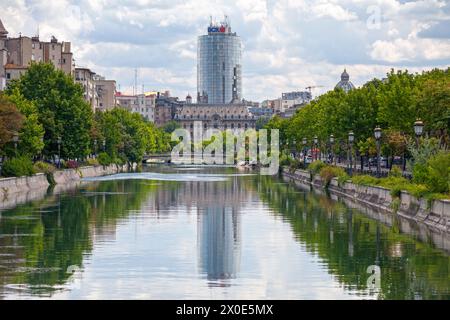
[75, 67, 98, 110]
[116, 92, 155, 122]
[281, 91, 311, 112]
[93, 75, 116, 111]
[0, 18, 75, 90]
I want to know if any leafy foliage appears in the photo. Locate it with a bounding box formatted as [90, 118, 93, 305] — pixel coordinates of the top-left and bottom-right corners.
[1, 156, 34, 177]
[0, 93, 24, 153]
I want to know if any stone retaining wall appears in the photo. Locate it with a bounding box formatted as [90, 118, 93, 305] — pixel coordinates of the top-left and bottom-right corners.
[282, 167, 450, 233]
[0, 164, 135, 210]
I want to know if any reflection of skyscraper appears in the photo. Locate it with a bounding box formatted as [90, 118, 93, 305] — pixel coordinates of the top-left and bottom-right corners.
[197, 206, 241, 281]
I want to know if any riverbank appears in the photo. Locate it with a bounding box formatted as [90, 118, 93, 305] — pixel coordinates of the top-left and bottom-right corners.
[0, 164, 136, 210]
[281, 167, 450, 233]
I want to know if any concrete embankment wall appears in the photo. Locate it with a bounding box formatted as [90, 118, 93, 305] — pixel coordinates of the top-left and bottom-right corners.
[282, 167, 450, 233]
[0, 164, 135, 210]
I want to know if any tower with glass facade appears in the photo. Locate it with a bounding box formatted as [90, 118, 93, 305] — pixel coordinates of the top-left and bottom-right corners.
[197, 19, 242, 104]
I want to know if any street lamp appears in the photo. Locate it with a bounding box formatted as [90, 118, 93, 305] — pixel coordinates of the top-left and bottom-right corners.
[102, 139, 106, 151]
[12, 133, 19, 155]
[329, 134, 335, 164]
[93, 139, 97, 157]
[414, 119, 424, 146]
[374, 126, 382, 178]
[292, 138, 297, 159]
[57, 136, 62, 168]
[302, 138, 307, 165]
[313, 136, 318, 161]
[348, 131, 354, 176]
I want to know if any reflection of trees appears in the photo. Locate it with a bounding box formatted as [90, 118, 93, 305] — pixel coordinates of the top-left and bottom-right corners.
[0, 180, 159, 297]
[257, 176, 450, 300]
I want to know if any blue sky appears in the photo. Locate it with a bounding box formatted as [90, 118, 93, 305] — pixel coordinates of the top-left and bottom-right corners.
[1, 0, 450, 101]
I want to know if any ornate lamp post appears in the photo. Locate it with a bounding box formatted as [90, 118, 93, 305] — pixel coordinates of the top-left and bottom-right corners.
[348, 131, 354, 176]
[93, 139, 97, 157]
[57, 136, 62, 168]
[292, 138, 297, 159]
[102, 139, 106, 152]
[302, 138, 307, 165]
[413, 119, 424, 147]
[313, 136, 318, 161]
[12, 133, 19, 155]
[374, 126, 382, 178]
[329, 134, 335, 165]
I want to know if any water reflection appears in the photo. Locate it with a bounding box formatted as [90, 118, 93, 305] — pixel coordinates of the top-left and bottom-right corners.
[0, 167, 448, 299]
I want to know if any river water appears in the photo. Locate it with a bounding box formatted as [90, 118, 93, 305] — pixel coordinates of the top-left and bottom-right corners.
[0, 166, 449, 300]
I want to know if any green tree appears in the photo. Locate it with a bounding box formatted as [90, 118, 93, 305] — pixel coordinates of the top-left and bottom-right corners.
[0, 93, 24, 155]
[6, 62, 93, 160]
[6, 88, 44, 157]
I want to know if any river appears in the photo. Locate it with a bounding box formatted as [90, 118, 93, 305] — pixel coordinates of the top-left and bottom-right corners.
[0, 166, 449, 299]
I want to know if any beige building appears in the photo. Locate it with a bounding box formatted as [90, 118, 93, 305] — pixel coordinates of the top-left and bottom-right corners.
[93, 75, 116, 111]
[174, 103, 256, 135]
[116, 92, 156, 122]
[0, 18, 74, 90]
[75, 67, 98, 110]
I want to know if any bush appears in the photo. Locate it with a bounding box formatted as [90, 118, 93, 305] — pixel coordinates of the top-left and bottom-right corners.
[425, 151, 450, 194]
[1, 156, 34, 177]
[98, 152, 111, 166]
[86, 158, 99, 166]
[351, 175, 379, 186]
[308, 160, 326, 176]
[412, 163, 429, 185]
[65, 160, 79, 169]
[280, 153, 293, 167]
[319, 166, 348, 187]
[289, 159, 303, 171]
[33, 161, 56, 174]
[389, 165, 403, 178]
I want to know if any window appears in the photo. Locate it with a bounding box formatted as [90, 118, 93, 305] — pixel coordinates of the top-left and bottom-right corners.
[6, 73, 11, 79]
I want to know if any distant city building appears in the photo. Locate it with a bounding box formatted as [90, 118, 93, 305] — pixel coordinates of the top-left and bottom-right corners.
[281, 91, 311, 112]
[0, 19, 74, 90]
[247, 106, 273, 119]
[197, 17, 242, 104]
[280, 102, 308, 118]
[261, 98, 282, 113]
[75, 67, 98, 110]
[174, 103, 256, 135]
[154, 91, 182, 127]
[335, 69, 355, 93]
[116, 92, 156, 122]
[93, 75, 117, 111]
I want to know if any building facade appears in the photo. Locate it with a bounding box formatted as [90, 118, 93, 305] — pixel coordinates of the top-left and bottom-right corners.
[155, 92, 181, 127]
[174, 103, 256, 135]
[197, 18, 242, 104]
[75, 67, 98, 110]
[281, 91, 311, 112]
[116, 92, 156, 122]
[0, 19, 75, 90]
[94, 75, 117, 111]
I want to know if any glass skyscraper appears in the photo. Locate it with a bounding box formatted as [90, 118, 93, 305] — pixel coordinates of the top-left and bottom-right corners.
[197, 20, 242, 104]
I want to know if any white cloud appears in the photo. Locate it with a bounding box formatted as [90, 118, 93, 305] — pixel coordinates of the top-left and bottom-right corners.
[1, 0, 449, 101]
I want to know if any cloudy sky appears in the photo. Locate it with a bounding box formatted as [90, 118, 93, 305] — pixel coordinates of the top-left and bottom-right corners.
[1, 0, 450, 101]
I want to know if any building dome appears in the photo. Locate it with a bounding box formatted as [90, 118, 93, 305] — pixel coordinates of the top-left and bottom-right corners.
[335, 69, 355, 93]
